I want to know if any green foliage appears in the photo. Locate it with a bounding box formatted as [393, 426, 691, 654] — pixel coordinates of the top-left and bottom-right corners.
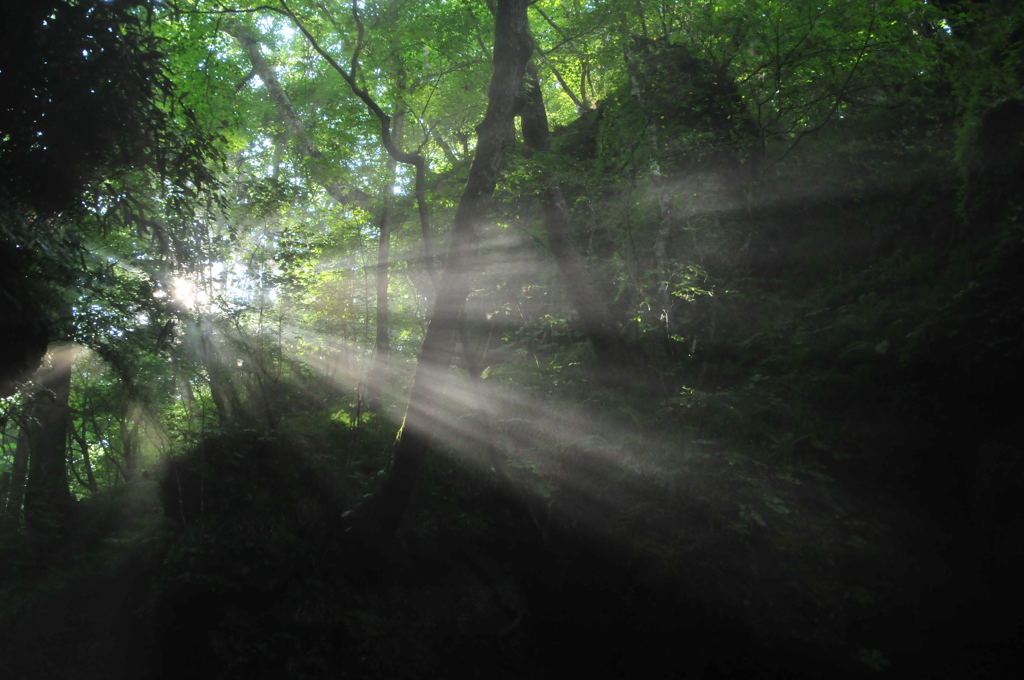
[0, 0, 221, 214]
[2, 2, 1023, 675]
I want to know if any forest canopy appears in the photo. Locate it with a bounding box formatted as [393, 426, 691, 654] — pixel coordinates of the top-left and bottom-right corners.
[1, 0, 1023, 677]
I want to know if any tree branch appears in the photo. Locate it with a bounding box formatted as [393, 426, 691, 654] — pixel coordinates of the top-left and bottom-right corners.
[280, 0, 437, 289]
[535, 50, 584, 111]
[224, 19, 370, 205]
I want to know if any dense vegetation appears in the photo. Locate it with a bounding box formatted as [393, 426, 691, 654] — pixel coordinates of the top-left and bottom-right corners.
[2, 0, 1022, 677]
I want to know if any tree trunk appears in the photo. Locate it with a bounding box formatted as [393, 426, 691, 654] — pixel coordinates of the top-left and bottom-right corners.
[519, 62, 631, 382]
[368, 111, 404, 408]
[121, 405, 142, 480]
[375, 0, 533, 536]
[2, 426, 30, 522]
[205, 349, 231, 424]
[23, 347, 75, 539]
[0, 472, 9, 518]
[430, 126, 461, 166]
[197, 322, 238, 426]
[70, 420, 98, 493]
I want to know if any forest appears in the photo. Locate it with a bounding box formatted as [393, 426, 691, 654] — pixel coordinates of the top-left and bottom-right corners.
[1, 0, 1022, 677]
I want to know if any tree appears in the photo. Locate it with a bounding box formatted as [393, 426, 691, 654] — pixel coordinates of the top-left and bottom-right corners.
[0, 0, 224, 542]
[21, 348, 76, 540]
[1, 0, 222, 394]
[1, 423, 30, 525]
[519, 61, 631, 380]
[375, 0, 534, 535]
[225, 19, 371, 207]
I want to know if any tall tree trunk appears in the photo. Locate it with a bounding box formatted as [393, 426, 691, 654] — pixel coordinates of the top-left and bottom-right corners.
[23, 347, 75, 539]
[368, 111, 404, 408]
[430, 126, 461, 166]
[365, 0, 408, 408]
[121, 405, 142, 480]
[3, 425, 30, 523]
[0, 472, 9, 518]
[196, 321, 237, 426]
[519, 63, 631, 383]
[375, 0, 533, 536]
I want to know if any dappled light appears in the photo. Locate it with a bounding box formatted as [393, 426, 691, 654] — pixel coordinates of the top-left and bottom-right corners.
[3, 1, 1024, 678]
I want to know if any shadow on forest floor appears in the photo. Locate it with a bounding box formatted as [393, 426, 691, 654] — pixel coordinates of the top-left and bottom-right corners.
[0, 415, 1021, 679]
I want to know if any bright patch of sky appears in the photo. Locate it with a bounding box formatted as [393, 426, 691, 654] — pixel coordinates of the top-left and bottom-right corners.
[172, 276, 210, 309]
[258, 16, 295, 43]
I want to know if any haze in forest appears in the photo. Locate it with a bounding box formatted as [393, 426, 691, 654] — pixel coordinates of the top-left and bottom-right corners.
[2, 1, 1022, 678]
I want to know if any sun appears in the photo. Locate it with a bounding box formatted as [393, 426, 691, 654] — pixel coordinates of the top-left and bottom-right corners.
[172, 276, 210, 309]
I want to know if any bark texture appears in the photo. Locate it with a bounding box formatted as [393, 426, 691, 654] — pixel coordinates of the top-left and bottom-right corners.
[2, 427, 29, 522]
[367, 111, 404, 407]
[367, 0, 408, 406]
[375, 0, 533, 536]
[22, 348, 75, 538]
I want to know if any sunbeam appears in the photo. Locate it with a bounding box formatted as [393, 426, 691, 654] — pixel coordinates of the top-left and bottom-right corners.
[3, 1, 1021, 676]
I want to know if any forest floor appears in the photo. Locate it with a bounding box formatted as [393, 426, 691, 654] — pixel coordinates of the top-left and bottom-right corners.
[0, 394, 1020, 679]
